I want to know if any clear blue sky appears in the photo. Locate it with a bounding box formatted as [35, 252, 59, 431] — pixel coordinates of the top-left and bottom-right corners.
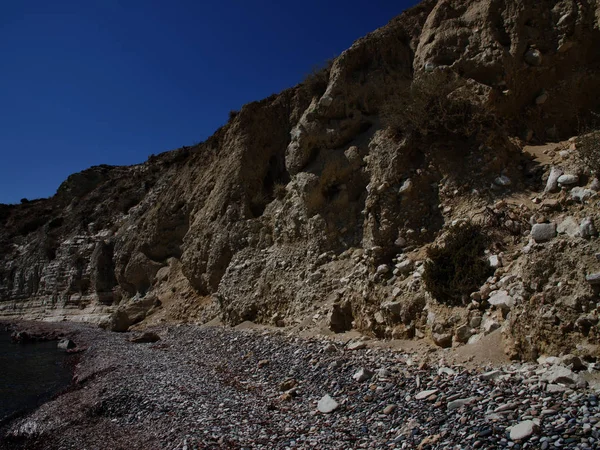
[0, 0, 418, 204]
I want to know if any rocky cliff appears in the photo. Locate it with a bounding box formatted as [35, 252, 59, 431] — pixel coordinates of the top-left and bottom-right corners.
[2, 0, 600, 360]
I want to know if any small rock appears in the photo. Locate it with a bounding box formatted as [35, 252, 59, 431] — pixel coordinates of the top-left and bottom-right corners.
[482, 317, 500, 334]
[352, 368, 374, 382]
[545, 167, 563, 193]
[488, 255, 502, 269]
[279, 378, 297, 391]
[488, 290, 515, 311]
[396, 259, 414, 275]
[317, 395, 339, 413]
[590, 178, 600, 191]
[540, 365, 579, 385]
[399, 179, 413, 194]
[494, 175, 512, 187]
[383, 404, 397, 415]
[571, 187, 596, 202]
[432, 333, 452, 348]
[531, 223, 556, 243]
[580, 217, 597, 238]
[258, 359, 269, 368]
[585, 274, 600, 286]
[470, 316, 482, 328]
[415, 389, 439, 400]
[57, 339, 76, 350]
[448, 397, 476, 411]
[524, 48, 543, 66]
[455, 325, 472, 343]
[376, 264, 390, 275]
[347, 341, 366, 350]
[557, 174, 579, 185]
[535, 91, 548, 105]
[510, 420, 539, 441]
[557, 216, 580, 237]
[129, 331, 161, 343]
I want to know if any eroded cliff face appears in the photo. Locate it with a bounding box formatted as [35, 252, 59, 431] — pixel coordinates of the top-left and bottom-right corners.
[1, 0, 600, 360]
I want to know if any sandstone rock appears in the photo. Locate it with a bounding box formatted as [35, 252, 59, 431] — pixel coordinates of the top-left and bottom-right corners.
[531, 223, 556, 242]
[535, 91, 548, 105]
[509, 420, 539, 441]
[129, 331, 161, 343]
[383, 404, 396, 415]
[279, 378, 297, 391]
[432, 333, 452, 348]
[455, 325, 472, 343]
[469, 316, 482, 328]
[317, 395, 339, 413]
[482, 317, 500, 335]
[104, 310, 131, 332]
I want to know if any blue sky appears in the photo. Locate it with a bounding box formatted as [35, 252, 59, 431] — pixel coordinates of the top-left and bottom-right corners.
[0, 0, 418, 204]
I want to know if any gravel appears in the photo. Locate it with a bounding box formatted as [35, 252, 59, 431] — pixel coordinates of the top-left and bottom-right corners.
[2, 323, 600, 449]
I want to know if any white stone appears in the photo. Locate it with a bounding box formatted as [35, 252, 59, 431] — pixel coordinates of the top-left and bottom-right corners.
[557, 174, 579, 185]
[399, 179, 413, 194]
[376, 264, 390, 275]
[317, 395, 339, 413]
[540, 365, 579, 385]
[509, 420, 539, 441]
[488, 255, 502, 268]
[545, 167, 563, 193]
[352, 368, 374, 382]
[395, 259, 414, 274]
[557, 216, 580, 237]
[488, 290, 515, 310]
[571, 187, 595, 202]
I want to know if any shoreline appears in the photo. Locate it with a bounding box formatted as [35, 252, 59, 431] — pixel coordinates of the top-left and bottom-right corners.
[1, 320, 599, 449]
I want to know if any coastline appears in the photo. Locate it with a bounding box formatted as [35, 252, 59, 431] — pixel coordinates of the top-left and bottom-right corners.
[1, 320, 599, 449]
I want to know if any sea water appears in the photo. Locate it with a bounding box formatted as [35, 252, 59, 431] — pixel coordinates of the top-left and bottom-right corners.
[0, 331, 72, 423]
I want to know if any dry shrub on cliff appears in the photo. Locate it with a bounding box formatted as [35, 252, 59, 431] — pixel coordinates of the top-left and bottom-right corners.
[383, 70, 498, 140]
[302, 58, 335, 98]
[577, 112, 600, 176]
[423, 222, 492, 306]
